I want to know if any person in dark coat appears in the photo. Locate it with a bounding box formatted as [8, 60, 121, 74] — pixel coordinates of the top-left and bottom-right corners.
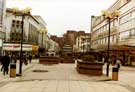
[3, 54, 10, 75]
[29, 54, 32, 63]
[0, 56, 4, 72]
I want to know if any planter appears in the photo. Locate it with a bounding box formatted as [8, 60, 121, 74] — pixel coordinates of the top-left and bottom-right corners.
[60, 57, 75, 63]
[76, 60, 104, 76]
[39, 56, 60, 64]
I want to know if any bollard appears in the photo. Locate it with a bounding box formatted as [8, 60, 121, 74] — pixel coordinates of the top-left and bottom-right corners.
[112, 67, 119, 81]
[10, 63, 16, 78]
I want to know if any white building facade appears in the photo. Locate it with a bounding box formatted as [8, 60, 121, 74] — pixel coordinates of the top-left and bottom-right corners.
[4, 8, 40, 55]
[119, 0, 135, 46]
[34, 16, 47, 48]
[91, 0, 135, 65]
[74, 35, 90, 53]
[0, 0, 6, 55]
[47, 39, 59, 56]
[91, 0, 131, 50]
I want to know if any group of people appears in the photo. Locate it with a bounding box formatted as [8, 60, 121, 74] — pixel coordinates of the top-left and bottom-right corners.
[102, 57, 121, 69]
[0, 54, 33, 76]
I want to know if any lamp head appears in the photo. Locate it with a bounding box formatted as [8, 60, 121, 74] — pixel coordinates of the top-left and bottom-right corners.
[22, 7, 32, 14]
[38, 29, 48, 33]
[115, 10, 120, 17]
[44, 29, 48, 34]
[12, 7, 19, 13]
[102, 10, 106, 16]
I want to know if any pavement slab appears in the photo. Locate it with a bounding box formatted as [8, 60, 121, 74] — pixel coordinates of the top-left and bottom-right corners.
[19, 63, 110, 81]
[1, 60, 135, 92]
[0, 80, 132, 92]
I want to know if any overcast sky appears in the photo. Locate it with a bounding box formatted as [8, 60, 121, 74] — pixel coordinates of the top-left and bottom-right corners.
[6, 0, 117, 36]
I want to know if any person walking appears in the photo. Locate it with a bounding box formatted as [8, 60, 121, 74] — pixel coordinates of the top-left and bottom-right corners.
[28, 54, 32, 63]
[0, 56, 4, 72]
[23, 54, 28, 65]
[3, 54, 10, 75]
[116, 58, 121, 69]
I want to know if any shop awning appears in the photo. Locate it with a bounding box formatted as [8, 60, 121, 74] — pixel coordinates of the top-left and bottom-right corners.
[3, 43, 32, 51]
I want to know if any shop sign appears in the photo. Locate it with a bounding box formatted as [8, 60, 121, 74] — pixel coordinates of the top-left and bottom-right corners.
[3, 43, 32, 51]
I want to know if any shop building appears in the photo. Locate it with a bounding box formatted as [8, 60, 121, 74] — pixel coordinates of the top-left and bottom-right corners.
[91, 0, 135, 65]
[4, 8, 40, 55]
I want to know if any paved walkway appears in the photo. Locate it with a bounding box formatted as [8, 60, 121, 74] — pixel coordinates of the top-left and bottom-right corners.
[0, 60, 135, 92]
[19, 63, 110, 81]
[0, 59, 37, 82]
[0, 80, 131, 92]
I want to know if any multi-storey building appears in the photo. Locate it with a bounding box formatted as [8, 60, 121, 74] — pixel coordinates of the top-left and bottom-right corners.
[33, 15, 47, 48]
[46, 38, 60, 56]
[0, 0, 6, 55]
[119, 0, 135, 46]
[74, 33, 90, 53]
[91, 0, 135, 65]
[4, 8, 47, 55]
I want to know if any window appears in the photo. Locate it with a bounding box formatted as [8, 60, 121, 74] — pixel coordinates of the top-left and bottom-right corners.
[130, 29, 135, 36]
[120, 10, 135, 24]
[111, 22, 113, 28]
[131, 11, 135, 19]
[119, 31, 130, 41]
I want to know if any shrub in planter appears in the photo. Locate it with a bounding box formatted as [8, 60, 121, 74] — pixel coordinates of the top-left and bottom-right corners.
[77, 55, 103, 76]
[81, 55, 95, 62]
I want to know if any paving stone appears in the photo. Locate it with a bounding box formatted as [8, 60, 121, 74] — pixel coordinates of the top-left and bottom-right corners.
[0, 60, 135, 92]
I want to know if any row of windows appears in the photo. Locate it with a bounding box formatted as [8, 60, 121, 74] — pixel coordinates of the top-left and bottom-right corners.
[95, 19, 117, 35]
[11, 20, 23, 42]
[119, 28, 135, 41]
[29, 23, 38, 44]
[120, 10, 135, 24]
[93, 28, 135, 45]
[12, 20, 22, 27]
[11, 20, 22, 32]
[92, 35, 117, 45]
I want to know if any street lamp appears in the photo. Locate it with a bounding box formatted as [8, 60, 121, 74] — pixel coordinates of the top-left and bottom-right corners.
[102, 10, 120, 76]
[39, 29, 48, 55]
[12, 7, 31, 76]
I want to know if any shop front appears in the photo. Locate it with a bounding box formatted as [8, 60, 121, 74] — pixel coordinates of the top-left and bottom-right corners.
[3, 43, 32, 55]
[32, 45, 39, 55]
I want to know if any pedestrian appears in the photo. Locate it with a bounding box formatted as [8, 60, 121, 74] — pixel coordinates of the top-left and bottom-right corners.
[29, 54, 32, 63]
[102, 57, 105, 63]
[3, 54, 10, 75]
[23, 54, 28, 65]
[116, 58, 121, 69]
[0, 56, 4, 72]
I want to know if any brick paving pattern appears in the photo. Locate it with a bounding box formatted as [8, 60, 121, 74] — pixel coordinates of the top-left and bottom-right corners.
[0, 60, 135, 92]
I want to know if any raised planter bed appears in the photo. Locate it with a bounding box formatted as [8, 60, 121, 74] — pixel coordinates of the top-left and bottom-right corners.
[60, 58, 75, 63]
[76, 60, 104, 76]
[39, 56, 60, 64]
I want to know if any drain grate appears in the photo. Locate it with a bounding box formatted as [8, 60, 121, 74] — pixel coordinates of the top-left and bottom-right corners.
[32, 70, 48, 72]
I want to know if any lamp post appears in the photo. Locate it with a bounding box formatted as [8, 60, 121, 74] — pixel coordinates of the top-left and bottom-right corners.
[102, 10, 120, 76]
[44, 29, 48, 55]
[12, 7, 31, 76]
[39, 29, 48, 56]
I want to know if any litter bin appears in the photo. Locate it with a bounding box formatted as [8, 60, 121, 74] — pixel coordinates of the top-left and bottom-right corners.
[112, 67, 119, 81]
[10, 63, 16, 78]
